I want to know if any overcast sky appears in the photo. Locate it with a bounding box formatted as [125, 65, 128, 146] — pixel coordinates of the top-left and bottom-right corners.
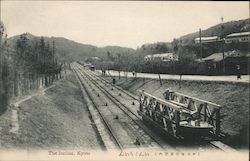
[1, 1, 249, 48]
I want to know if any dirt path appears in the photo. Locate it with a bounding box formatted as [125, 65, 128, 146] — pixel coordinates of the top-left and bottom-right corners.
[99, 70, 249, 83]
[0, 71, 102, 150]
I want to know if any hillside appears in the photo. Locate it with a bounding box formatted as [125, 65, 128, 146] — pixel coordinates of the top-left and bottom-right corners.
[138, 18, 249, 53]
[7, 18, 249, 62]
[7, 34, 136, 62]
[135, 18, 249, 61]
[178, 18, 250, 44]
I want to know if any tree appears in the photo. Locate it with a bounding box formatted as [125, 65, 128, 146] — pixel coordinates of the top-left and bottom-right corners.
[0, 21, 10, 113]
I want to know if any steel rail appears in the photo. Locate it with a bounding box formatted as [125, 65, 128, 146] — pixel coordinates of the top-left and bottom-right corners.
[90, 70, 138, 100]
[75, 63, 172, 150]
[72, 65, 123, 150]
[75, 64, 156, 149]
[88, 68, 230, 152]
[78, 63, 230, 152]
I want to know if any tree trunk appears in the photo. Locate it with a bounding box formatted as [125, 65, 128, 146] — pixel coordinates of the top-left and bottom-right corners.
[37, 74, 40, 89]
[45, 74, 48, 87]
[21, 74, 24, 95]
[14, 70, 18, 96]
[52, 73, 55, 82]
[42, 74, 44, 86]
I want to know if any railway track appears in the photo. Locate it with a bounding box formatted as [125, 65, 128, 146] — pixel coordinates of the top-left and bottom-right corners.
[89, 70, 138, 100]
[72, 63, 174, 150]
[85, 65, 237, 151]
[72, 62, 235, 152]
[72, 67, 122, 150]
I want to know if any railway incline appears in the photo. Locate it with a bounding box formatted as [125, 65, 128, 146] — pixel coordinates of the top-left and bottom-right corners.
[72, 62, 172, 150]
[71, 62, 236, 152]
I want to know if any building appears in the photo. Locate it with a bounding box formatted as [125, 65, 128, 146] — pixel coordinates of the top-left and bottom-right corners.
[194, 36, 220, 44]
[199, 50, 249, 75]
[144, 53, 178, 62]
[225, 32, 250, 43]
[195, 32, 250, 44]
[85, 57, 101, 61]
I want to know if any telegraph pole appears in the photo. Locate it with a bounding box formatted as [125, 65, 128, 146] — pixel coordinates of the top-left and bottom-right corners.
[199, 28, 202, 60]
[221, 17, 225, 75]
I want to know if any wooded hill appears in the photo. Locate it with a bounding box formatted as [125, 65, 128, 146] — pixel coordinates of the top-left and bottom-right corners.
[1, 18, 249, 113]
[7, 18, 249, 62]
[138, 18, 249, 57]
[179, 18, 250, 45]
[7, 34, 136, 62]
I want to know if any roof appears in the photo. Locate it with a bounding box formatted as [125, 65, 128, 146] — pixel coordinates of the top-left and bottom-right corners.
[201, 50, 249, 62]
[194, 36, 219, 41]
[226, 32, 250, 38]
[144, 53, 174, 58]
[86, 56, 100, 60]
[194, 36, 220, 43]
[202, 53, 224, 62]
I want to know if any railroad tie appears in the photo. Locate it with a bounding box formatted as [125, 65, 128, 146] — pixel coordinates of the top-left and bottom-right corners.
[114, 115, 119, 120]
[134, 137, 141, 146]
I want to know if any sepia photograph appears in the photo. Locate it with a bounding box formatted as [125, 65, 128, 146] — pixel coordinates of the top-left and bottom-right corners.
[0, 1, 249, 161]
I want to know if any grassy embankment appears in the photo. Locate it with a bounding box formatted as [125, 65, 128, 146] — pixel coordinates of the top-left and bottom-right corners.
[0, 70, 102, 149]
[103, 75, 249, 149]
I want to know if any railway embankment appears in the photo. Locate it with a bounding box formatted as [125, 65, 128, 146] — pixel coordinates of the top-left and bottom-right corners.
[0, 70, 102, 149]
[101, 74, 249, 149]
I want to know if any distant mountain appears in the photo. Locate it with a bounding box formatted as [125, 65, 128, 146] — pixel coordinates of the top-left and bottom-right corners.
[98, 46, 135, 55]
[7, 18, 249, 62]
[136, 18, 249, 56]
[7, 33, 135, 62]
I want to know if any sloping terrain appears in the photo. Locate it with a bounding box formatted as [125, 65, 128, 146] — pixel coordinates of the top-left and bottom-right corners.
[0, 71, 102, 150]
[7, 34, 135, 62]
[179, 18, 250, 43]
[7, 18, 249, 63]
[104, 76, 249, 149]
